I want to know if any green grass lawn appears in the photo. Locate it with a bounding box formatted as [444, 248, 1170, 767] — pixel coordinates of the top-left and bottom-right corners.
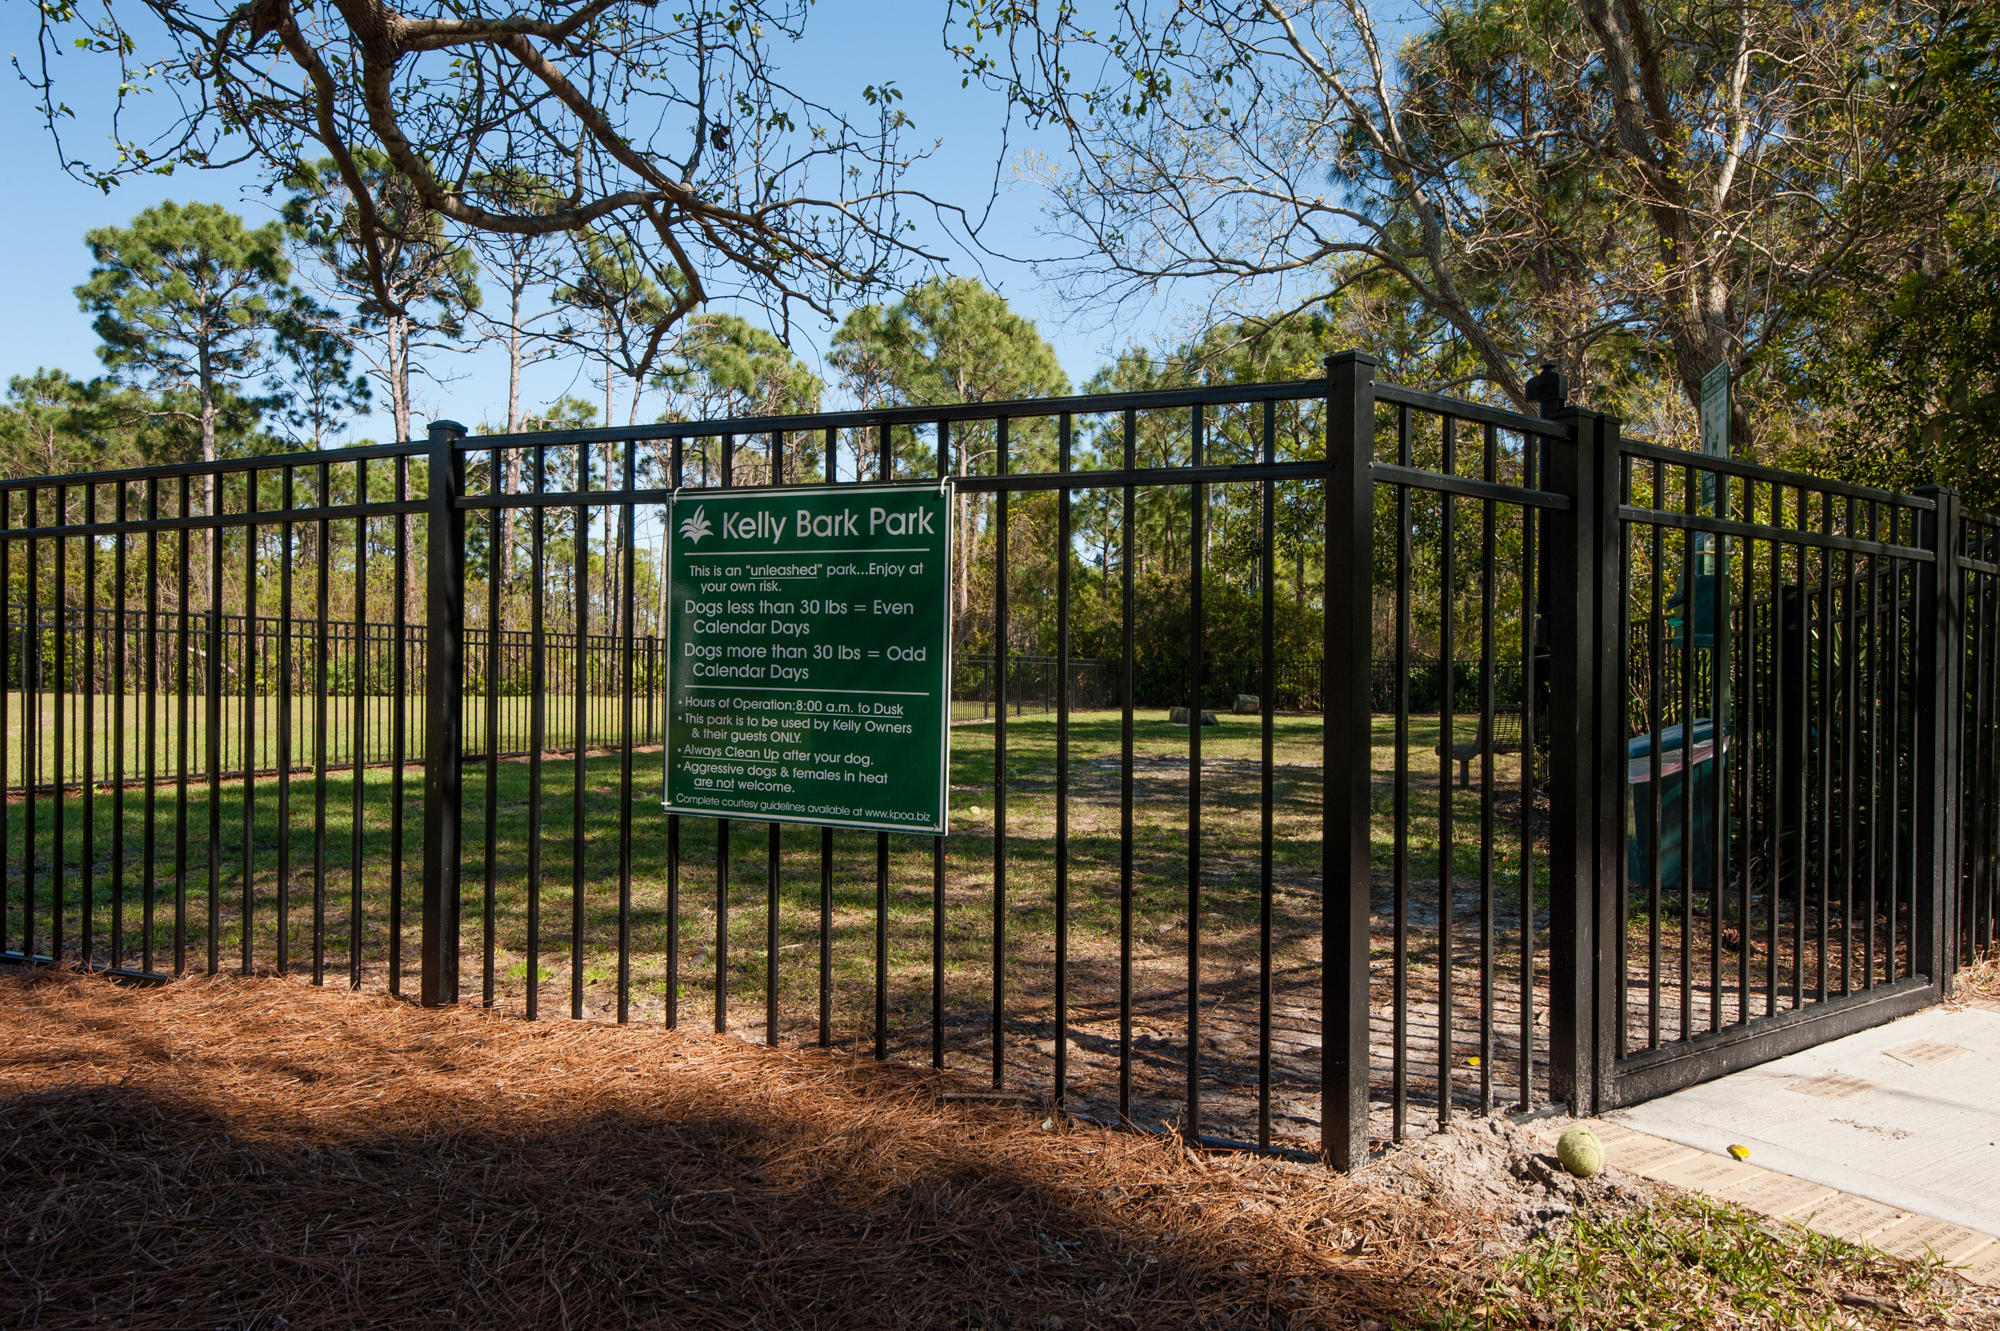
[0, 690, 659, 785]
[1, 708, 1539, 1062]
[12, 691, 1181, 782]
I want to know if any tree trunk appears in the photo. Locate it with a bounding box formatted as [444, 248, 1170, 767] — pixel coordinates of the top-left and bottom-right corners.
[199, 346, 217, 604]
[603, 323, 615, 432]
[498, 272, 527, 603]
[955, 457, 976, 641]
[656, 528, 670, 639]
[603, 440, 618, 627]
[389, 317, 420, 618]
[198, 348, 218, 514]
[506, 268, 526, 433]
[500, 450, 522, 608]
[390, 316, 412, 445]
[610, 389, 644, 615]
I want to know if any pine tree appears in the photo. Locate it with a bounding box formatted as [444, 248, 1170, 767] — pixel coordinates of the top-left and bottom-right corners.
[76, 201, 291, 514]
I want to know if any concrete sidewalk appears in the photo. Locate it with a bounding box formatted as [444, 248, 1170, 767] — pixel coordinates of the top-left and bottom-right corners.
[1596, 1001, 2000, 1278]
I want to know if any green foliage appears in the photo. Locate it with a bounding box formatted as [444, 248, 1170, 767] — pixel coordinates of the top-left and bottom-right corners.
[75, 200, 291, 471]
[0, 367, 277, 481]
[78, 201, 289, 378]
[1081, 318, 1333, 614]
[1783, 210, 2000, 506]
[832, 275, 1069, 411]
[112, 381, 274, 467]
[554, 231, 687, 426]
[659, 313, 823, 423]
[267, 297, 371, 451]
[0, 370, 128, 477]
[1774, 10, 2000, 505]
[1066, 571, 1324, 707]
[831, 278, 1069, 648]
[285, 151, 482, 440]
[654, 313, 825, 485]
[522, 396, 600, 434]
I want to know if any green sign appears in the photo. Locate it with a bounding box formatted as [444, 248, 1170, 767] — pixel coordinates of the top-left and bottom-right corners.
[1699, 362, 1730, 518]
[1693, 364, 1731, 655]
[662, 483, 953, 834]
[1699, 362, 1730, 461]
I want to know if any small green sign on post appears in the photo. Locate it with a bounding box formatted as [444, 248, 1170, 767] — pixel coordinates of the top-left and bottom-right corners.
[1699, 363, 1730, 467]
[1698, 360, 1732, 558]
[662, 483, 953, 834]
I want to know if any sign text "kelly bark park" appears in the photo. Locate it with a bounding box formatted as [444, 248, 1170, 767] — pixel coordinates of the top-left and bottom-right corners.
[662, 484, 953, 834]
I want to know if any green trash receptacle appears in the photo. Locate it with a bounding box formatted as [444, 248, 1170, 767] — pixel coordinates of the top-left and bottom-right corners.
[1627, 719, 1727, 888]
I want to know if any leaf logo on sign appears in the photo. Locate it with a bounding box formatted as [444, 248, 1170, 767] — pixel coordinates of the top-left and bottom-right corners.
[679, 506, 713, 545]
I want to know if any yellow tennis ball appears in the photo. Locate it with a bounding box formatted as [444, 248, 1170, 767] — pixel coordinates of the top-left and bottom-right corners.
[1556, 1127, 1605, 1178]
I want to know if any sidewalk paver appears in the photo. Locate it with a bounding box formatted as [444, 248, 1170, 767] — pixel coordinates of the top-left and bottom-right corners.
[1959, 1242, 2000, 1284]
[1786, 1192, 1911, 1245]
[1872, 1215, 1995, 1264]
[1608, 1005, 2000, 1235]
[1710, 1168, 1834, 1215]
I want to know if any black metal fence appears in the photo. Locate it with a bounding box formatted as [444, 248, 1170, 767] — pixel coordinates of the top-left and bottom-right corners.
[953, 653, 1118, 716]
[2, 361, 1994, 1168]
[1200, 656, 1530, 716]
[0, 608, 665, 784]
[0, 607, 1114, 785]
[1960, 513, 2000, 974]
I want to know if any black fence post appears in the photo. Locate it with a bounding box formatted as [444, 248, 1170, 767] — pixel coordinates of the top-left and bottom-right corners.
[1546, 408, 1618, 1114]
[1591, 417, 1627, 1106]
[1915, 485, 1961, 996]
[421, 420, 468, 1007]
[1323, 351, 1376, 1169]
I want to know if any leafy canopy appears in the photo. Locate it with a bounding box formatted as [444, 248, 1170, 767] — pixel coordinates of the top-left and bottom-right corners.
[831, 276, 1068, 408]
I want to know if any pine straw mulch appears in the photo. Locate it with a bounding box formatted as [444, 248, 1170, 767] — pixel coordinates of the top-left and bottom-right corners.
[1954, 952, 2000, 1006]
[0, 966, 1488, 1330]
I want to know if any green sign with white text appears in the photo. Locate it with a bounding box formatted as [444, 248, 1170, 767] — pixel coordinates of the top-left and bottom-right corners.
[1700, 362, 1730, 461]
[662, 484, 953, 834]
[1699, 362, 1730, 515]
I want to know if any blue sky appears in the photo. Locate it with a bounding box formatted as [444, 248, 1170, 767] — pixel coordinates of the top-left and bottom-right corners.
[0, 4, 1204, 444]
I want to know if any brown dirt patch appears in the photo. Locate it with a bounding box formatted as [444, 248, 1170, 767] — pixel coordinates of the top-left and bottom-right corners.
[0, 966, 1493, 1330]
[1357, 1114, 1649, 1246]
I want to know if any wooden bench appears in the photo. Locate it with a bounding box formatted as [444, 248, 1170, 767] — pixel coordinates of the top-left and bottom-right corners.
[1436, 709, 1524, 788]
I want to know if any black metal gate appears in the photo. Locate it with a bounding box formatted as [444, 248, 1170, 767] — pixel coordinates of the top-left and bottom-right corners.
[1575, 422, 1991, 1109]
